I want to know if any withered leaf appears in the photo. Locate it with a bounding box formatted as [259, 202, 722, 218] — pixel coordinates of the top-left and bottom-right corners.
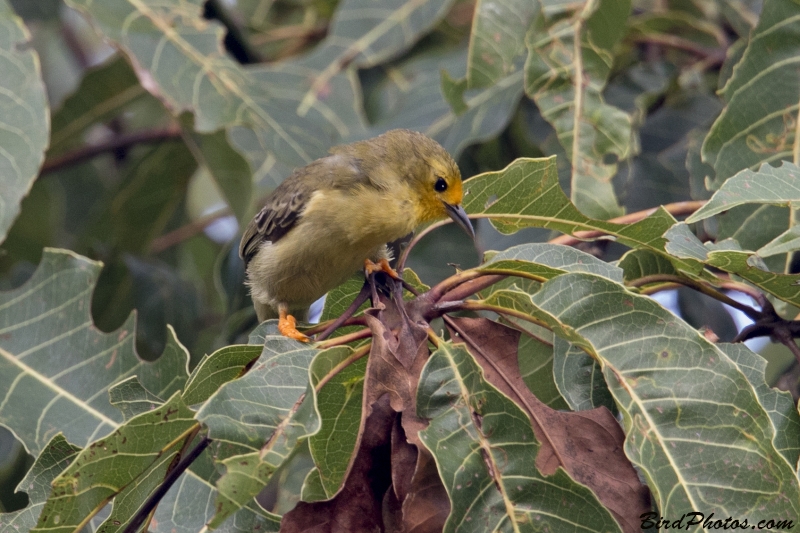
[447, 317, 650, 533]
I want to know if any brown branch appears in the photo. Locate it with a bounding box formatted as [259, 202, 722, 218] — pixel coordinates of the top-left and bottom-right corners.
[148, 207, 232, 254]
[315, 327, 372, 349]
[629, 34, 723, 59]
[627, 274, 761, 319]
[548, 200, 706, 246]
[397, 219, 451, 272]
[42, 126, 183, 174]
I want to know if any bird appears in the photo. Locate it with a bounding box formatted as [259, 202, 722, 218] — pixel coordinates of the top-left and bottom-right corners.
[239, 129, 474, 342]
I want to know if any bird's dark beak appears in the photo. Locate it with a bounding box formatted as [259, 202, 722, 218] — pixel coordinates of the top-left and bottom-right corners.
[444, 202, 475, 240]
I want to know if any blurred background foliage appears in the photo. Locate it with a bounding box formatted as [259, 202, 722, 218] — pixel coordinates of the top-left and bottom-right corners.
[2, 0, 796, 513]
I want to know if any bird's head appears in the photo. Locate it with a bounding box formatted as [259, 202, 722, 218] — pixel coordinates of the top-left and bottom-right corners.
[392, 131, 475, 239]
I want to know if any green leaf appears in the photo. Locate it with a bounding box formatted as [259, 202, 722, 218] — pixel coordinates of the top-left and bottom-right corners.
[195, 334, 321, 526]
[484, 273, 800, 518]
[153, 471, 281, 533]
[463, 157, 701, 274]
[525, 0, 634, 219]
[758, 225, 800, 257]
[108, 376, 165, 420]
[665, 223, 800, 307]
[0, 0, 49, 245]
[365, 46, 525, 158]
[552, 337, 614, 412]
[63, 0, 331, 169]
[479, 242, 623, 282]
[0, 435, 81, 531]
[48, 56, 149, 155]
[417, 341, 622, 533]
[702, 0, 800, 185]
[307, 346, 366, 498]
[0, 249, 190, 455]
[33, 393, 197, 533]
[618, 249, 678, 282]
[718, 343, 800, 468]
[467, 0, 539, 88]
[517, 333, 568, 409]
[182, 345, 263, 406]
[687, 162, 800, 223]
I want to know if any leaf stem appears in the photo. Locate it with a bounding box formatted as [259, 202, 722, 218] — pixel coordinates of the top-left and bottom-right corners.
[314, 342, 372, 392]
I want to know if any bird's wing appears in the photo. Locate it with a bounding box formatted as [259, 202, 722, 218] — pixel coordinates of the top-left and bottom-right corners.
[239, 179, 307, 265]
[239, 155, 369, 265]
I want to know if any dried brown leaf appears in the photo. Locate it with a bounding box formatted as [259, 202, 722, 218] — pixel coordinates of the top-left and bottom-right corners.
[447, 317, 650, 533]
[280, 395, 395, 533]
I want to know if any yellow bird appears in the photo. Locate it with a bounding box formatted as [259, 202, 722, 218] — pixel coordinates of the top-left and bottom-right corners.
[239, 129, 474, 341]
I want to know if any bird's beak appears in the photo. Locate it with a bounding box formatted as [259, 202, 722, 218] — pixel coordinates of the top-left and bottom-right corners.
[443, 202, 475, 240]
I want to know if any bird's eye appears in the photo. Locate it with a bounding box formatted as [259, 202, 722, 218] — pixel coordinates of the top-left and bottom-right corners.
[434, 177, 448, 192]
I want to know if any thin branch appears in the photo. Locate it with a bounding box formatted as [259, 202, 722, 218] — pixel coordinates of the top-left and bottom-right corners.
[149, 207, 232, 254]
[397, 219, 450, 272]
[315, 327, 372, 349]
[309, 283, 371, 341]
[629, 34, 723, 59]
[548, 200, 707, 246]
[627, 274, 761, 319]
[41, 126, 182, 174]
[123, 436, 212, 533]
[432, 300, 552, 331]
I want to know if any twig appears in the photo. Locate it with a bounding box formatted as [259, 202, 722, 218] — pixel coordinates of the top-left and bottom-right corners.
[315, 327, 372, 349]
[311, 283, 371, 341]
[548, 200, 706, 246]
[629, 34, 723, 59]
[149, 207, 232, 254]
[397, 219, 450, 272]
[123, 436, 212, 533]
[627, 274, 761, 320]
[41, 126, 182, 174]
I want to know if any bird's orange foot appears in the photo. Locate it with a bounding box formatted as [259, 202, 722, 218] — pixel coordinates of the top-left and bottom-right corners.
[364, 258, 401, 280]
[278, 309, 309, 342]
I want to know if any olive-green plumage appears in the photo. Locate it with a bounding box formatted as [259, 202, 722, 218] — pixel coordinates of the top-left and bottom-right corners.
[239, 129, 473, 334]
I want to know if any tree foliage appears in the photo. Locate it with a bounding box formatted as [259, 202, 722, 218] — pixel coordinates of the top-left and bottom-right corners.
[1, 0, 800, 531]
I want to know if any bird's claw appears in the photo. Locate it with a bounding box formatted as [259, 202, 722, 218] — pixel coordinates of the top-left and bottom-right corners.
[364, 258, 401, 280]
[278, 313, 310, 343]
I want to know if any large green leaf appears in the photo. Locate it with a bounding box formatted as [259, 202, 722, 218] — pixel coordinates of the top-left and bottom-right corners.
[0, 249, 190, 455]
[195, 332, 321, 526]
[463, 157, 701, 273]
[307, 346, 366, 499]
[63, 0, 328, 168]
[479, 242, 623, 282]
[702, 0, 800, 185]
[417, 341, 622, 533]
[483, 273, 800, 518]
[32, 393, 196, 533]
[525, 0, 634, 219]
[0, 0, 49, 245]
